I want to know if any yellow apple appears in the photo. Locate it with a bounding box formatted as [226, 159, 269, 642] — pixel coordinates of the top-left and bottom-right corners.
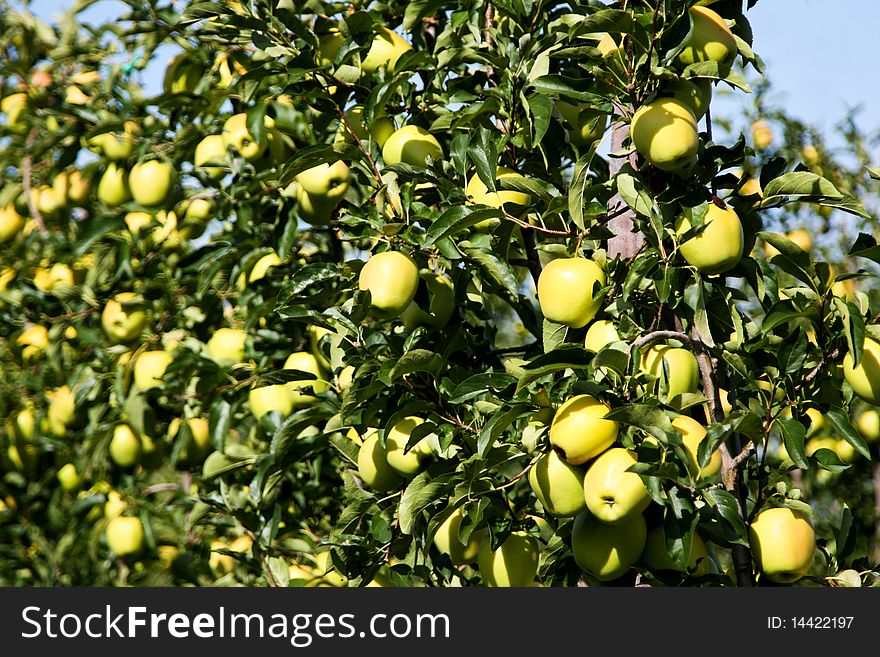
[843, 337, 880, 405]
[129, 160, 175, 207]
[33, 263, 75, 293]
[360, 27, 413, 75]
[401, 271, 455, 330]
[295, 160, 350, 205]
[294, 185, 336, 225]
[357, 428, 404, 492]
[583, 448, 651, 524]
[105, 516, 145, 556]
[17, 324, 49, 362]
[550, 394, 619, 465]
[338, 365, 355, 391]
[181, 197, 213, 225]
[671, 414, 721, 480]
[857, 409, 880, 442]
[237, 251, 281, 290]
[752, 120, 773, 150]
[133, 350, 173, 390]
[340, 105, 397, 147]
[124, 211, 152, 235]
[677, 6, 737, 69]
[382, 125, 443, 168]
[537, 257, 606, 328]
[56, 463, 81, 492]
[87, 122, 139, 160]
[749, 506, 816, 584]
[168, 416, 212, 464]
[45, 385, 76, 437]
[385, 416, 434, 477]
[630, 98, 699, 174]
[571, 511, 647, 582]
[556, 101, 608, 146]
[739, 176, 762, 199]
[1, 92, 28, 132]
[222, 113, 268, 161]
[0, 203, 25, 244]
[804, 407, 824, 438]
[641, 344, 700, 401]
[283, 351, 330, 407]
[431, 507, 486, 566]
[163, 53, 203, 94]
[358, 251, 420, 318]
[205, 327, 247, 367]
[249, 384, 294, 421]
[640, 525, 711, 575]
[96, 162, 131, 206]
[477, 531, 540, 587]
[102, 292, 147, 344]
[528, 449, 587, 517]
[584, 319, 620, 352]
[194, 134, 228, 179]
[109, 424, 141, 468]
[666, 78, 712, 120]
[675, 203, 744, 274]
[466, 166, 531, 214]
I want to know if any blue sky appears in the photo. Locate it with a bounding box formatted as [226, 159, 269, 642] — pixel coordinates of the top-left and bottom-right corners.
[26, 0, 879, 147]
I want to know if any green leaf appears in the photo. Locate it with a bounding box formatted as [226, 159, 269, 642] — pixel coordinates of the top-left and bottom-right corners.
[399, 472, 452, 535]
[847, 232, 880, 266]
[425, 206, 504, 245]
[616, 173, 653, 217]
[810, 448, 850, 473]
[387, 349, 445, 383]
[568, 147, 598, 230]
[516, 345, 590, 392]
[776, 415, 808, 469]
[448, 373, 516, 404]
[759, 172, 869, 218]
[825, 406, 871, 460]
[703, 489, 749, 546]
[460, 245, 519, 297]
[605, 404, 675, 444]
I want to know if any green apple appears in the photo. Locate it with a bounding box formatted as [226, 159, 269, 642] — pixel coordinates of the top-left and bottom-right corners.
[843, 337, 880, 405]
[385, 416, 434, 477]
[550, 394, 619, 465]
[296, 160, 350, 204]
[465, 166, 532, 214]
[360, 27, 413, 75]
[163, 53, 202, 94]
[677, 6, 738, 69]
[105, 516, 145, 556]
[222, 113, 268, 161]
[666, 78, 712, 120]
[749, 506, 816, 584]
[294, 185, 336, 225]
[109, 424, 141, 468]
[283, 351, 330, 407]
[477, 531, 540, 587]
[528, 449, 587, 517]
[133, 350, 173, 391]
[194, 134, 228, 179]
[675, 203, 744, 275]
[571, 511, 647, 582]
[101, 292, 147, 344]
[87, 121, 139, 160]
[641, 344, 700, 401]
[96, 162, 132, 206]
[583, 448, 650, 524]
[857, 408, 880, 442]
[640, 525, 711, 575]
[630, 98, 699, 174]
[129, 160, 175, 207]
[556, 101, 608, 146]
[317, 28, 344, 66]
[249, 384, 294, 421]
[382, 125, 443, 168]
[0, 202, 25, 244]
[537, 257, 606, 328]
[431, 507, 486, 566]
[341, 105, 397, 147]
[205, 327, 247, 367]
[357, 428, 404, 492]
[358, 251, 420, 318]
[56, 463, 81, 492]
[584, 319, 620, 352]
[169, 416, 212, 464]
[401, 271, 455, 330]
[671, 415, 721, 480]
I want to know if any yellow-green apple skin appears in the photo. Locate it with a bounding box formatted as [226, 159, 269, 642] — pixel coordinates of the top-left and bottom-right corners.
[640, 525, 711, 575]
[550, 394, 619, 465]
[749, 506, 816, 584]
[222, 113, 267, 161]
[667, 78, 712, 120]
[671, 415, 721, 479]
[169, 416, 212, 464]
[528, 450, 587, 517]
[295, 161, 350, 204]
[206, 327, 247, 367]
[751, 120, 773, 150]
[358, 251, 420, 318]
[195, 134, 227, 179]
[357, 429, 404, 492]
[33, 263, 75, 293]
[431, 507, 486, 566]
[571, 511, 647, 582]
[556, 102, 608, 146]
[843, 337, 880, 405]
[249, 384, 294, 421]
[102, 292, 147, 344]
[97, 163, 131, 206]
[630, 98, 699, 174]
[857, 409, 880, 442]
[163, 54, 202, 94]
[584, 320, 620, 352]
[382, 125, 443, 167]
[641, 344, 699, 400]
[675, 203, 744, 274]
[45, 385, 75, 437]
[1, 92, 28, 132]
[537, 257, 606, 329]
[360, 27, 413, 75]
[182, 197, 213, 224]
[105, 516, 145, 556]
[341, 105, 397, 147]
[465, 166, 532, 213]
[384, 416, 434, 477]
[133, 350, 173, 390]
[56, 463, 81, 492]
[477, 531, 540, 587]
[109, 424, 141, 468]
[283, 351, 329, 407]
[129, 160, 174, 207]
[0, 203, 25, 244]
[677, 6, 738, 68]
[237, 251, 281, 290]
[401, 272, 455, 330]
[294, 185, 336, 225]
[583, 448, 651, 524]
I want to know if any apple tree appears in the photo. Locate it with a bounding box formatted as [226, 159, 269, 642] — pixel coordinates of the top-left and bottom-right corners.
[1, 0, 879, 587]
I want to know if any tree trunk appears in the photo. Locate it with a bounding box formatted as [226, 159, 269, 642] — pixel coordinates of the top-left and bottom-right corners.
[606, 120, 644, 260]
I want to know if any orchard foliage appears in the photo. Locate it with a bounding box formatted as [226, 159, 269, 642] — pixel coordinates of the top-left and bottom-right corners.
[1, 0, 880, 587]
